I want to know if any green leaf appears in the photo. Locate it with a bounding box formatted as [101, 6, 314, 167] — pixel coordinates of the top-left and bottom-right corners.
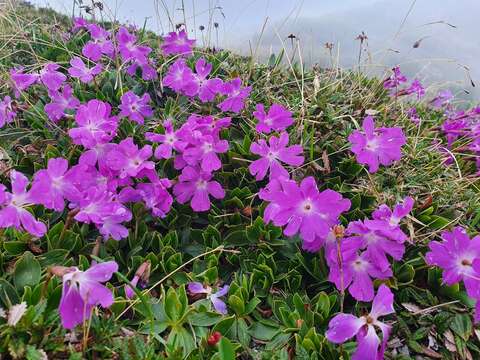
[450, 313, 472, 341]
[228, 295, 245, 316]
[188, 311, 223, 326]
[217, 337, 235, 360]
[0, 279, 20, 307]
[14, 252, 41, 290]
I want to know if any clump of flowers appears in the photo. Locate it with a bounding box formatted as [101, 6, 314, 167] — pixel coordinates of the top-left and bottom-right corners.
[348, 115, 406, 173]
[327, 197, 413, 301]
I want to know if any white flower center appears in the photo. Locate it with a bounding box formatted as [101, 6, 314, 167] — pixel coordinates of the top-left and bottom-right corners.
[196, 179, 207, 190]
[365, 138, 379, 151]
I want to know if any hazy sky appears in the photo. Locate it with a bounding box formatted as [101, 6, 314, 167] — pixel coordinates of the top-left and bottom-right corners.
[30, 0, 480, 99]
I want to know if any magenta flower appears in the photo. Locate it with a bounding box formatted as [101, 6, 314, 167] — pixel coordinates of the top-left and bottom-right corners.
[117, 27, 151, 62]
[39, 63, 66, 91]
[136, 180, 173, 217]
[59, 261, 117, 329]
[30, 158, 78, 211]
[161, 30, 195, 57]
[68, 57, 103, 84]
[82, 24, 114, 61]
[328, 241, 391, 301]
[431, 89, 453, 108]
[173, 166, 225, 212]
[163, 59, 197, 96]
[348, 116, 406, 173]
[407, 107, 420, 124]
[182, 134, 229, 173]
[10, 67, 38, 97]
[0, 96, 16, 128]
[218, 78, 251, 113]
[118, 91, 153, 125]
[249, 132, 304, 180]
[72, 17, 88, 32]
[98, 208, 132, 241]
[326, 284, 394, 360]
[253, 103, 294, 134]
[106, 138, 154, 179]
[0, 171, 46, 237]
[383, 66, 407, 90]
[426, 227, 480, 299]
[188, 282, 229, 314]
[44, 85, 80, 122]
[405, 79, 425, 99]
[119, 179, 173, 218]
[263, 176, 351, 244]
[146, 120, 187, 159]
[193, 58, 223, 102]
[69, 100, 118, 148]
[125, 275, 139, 299]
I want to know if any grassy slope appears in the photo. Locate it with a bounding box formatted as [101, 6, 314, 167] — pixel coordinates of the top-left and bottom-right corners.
[0, 2, 480, 359]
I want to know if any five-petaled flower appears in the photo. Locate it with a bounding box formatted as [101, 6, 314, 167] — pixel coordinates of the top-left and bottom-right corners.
[348, 115, 406, 173]
[326, 284, 394, 360]
[188, 282, 230, 314]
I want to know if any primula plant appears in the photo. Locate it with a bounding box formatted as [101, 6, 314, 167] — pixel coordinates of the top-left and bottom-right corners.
[1, 3, 480, 360]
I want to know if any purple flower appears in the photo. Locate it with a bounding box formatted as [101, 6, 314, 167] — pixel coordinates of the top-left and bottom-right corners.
[173, 166, 225, 212]
[407, 107, 420, 124]
[182, 134, 228, 172]
[431, 89, 453, 108]
[263, 176, 351, 244]
[10, 67, 38, 97]
[161, 30, 195, 57]
[146, 120, 188, 159]
[72, 17, 88, 32]
[69, 100, 118, 148]
[82, 24, 114, 61]
[0, 171, 46, 237]
[106, 137, 154, 179]
[326, 284, 394, 360]
[68, 57, 103, 83]
[344, 197, 413, 272]
[383, 66, 407, 90]
[59, 261, 117, 329]
[39, 63, 66, 91]
[0, 96, 16, 128]
[218, 78, 251, 113]
[98, 208, 132, 241]
[328, 241, 391, 301]
[118, 91, 153, 125]
[193, 58, 223, 102]
[44, 85, 80, 122]
[405, 79, 425, 99]
[188, 282, 229, 314]
[163, 59, 198, 96]
[253, 103, 294, 134]
[426, 227, 480, 299]
[117, 27, 151, 62]
[348, 116, 406, 173]
[30, 158, 78, 211]
[249, 132, 304, 181]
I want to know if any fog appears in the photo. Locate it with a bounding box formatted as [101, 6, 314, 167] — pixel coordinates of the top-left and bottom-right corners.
[29, 0, 480, 99]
